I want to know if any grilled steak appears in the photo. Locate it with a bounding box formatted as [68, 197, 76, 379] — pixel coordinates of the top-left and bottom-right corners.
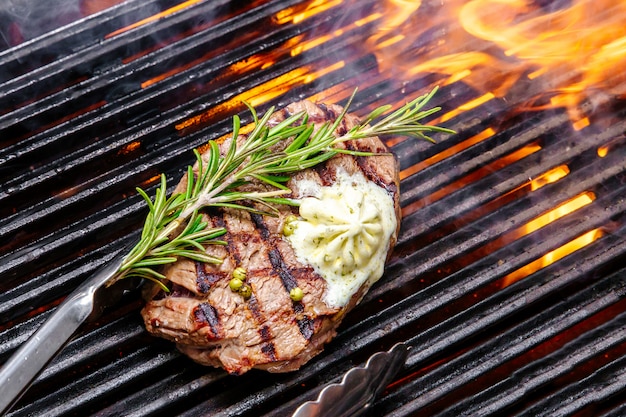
[141, 100, 401, 374]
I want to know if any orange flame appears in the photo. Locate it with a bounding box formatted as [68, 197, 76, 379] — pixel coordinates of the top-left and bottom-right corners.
[502, 228, 603, 286]
[175, 61, 345, 133]
[368, 0, 626, 122]
[275, 0, 343, 25]
[106, 0, 205, 39]
[402, 142, 540, 217]
[399, 127, 495, 180]
[501, 187, 601, 287]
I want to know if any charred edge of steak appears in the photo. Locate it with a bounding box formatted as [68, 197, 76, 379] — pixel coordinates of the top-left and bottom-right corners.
[193, 302, 221, 339]
[314, 163, 336, 186]
[344, 140, 397, 193]
[171, 284, 194, 298]
[152, 283, 190, 300]
[317, 103, 349, 136]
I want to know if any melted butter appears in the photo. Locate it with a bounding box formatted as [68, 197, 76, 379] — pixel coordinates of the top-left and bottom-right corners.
[286, 169, 396, 308]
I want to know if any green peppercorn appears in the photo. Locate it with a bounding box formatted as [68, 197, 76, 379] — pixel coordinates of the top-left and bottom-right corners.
[283, 214, 298, 236]
[289, 287, 304, 302]
[238, 284, 252, 299]
[232, 266, 247, 281]
[283, 223, 296, 236]
[229, 277, 243, 291]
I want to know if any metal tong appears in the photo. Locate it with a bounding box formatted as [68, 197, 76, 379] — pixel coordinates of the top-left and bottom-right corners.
[0, 247, 136, 415]
[292, 342, 410, 417]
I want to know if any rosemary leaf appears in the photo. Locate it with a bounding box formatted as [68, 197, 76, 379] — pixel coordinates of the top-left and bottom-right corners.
[112, 87, 453, 289]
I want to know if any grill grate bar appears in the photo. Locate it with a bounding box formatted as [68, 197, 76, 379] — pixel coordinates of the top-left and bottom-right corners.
[15, 348, 183, 417]
[520, 353, 626, 417]
[0, 0, 189, 81]
[396, 114, 626, 246]
[0, 0, 307, 183]
[0, 9, 381, 248]
[375, 271, 626, 416]
[438, 311, 626, 416]
[3, 0, 626, 415]
[373, 158, 626, 303]
[0, 239, 128, 321]
[0, 0, 241, 113]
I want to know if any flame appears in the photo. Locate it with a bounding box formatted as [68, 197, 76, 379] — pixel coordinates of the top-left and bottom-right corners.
[141, 174, 163, 189]
[572, 117, 590, 131]
[501, 188, 600, 287]
[368, 0, 626, 122]
[118, 141, 141, 155]
[275, 0, 343, 25]
[502, 228, 603, 286]
[106, 0, 205, 39]
[399, 127, 495, 180]
[175, 61, 345, 133]
[367, 0, 421, 48]
[401, 142, 540, 217]
[528, 165, 570, 191]
[140, 3, 378, 92]
[497, 160, 603, 287]
[523, 192, 595, 236]
[438, 93, 495, 123]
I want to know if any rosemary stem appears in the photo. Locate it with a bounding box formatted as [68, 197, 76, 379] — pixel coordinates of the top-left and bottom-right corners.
[115, 87, 452, 287]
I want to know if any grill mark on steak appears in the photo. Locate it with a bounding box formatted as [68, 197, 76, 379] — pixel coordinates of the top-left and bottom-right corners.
[250, 212, 316, 340]
[193, 302, 220, 339]
[248, 213, 296, 294]
[233, 217, 282, 362]
[267, 248, 299, 293]
[297, 316, 314, 340]
[250, 212, 270, 240]
[244, 283, 280, 362]
[195, 261, 222, 294]
[259, 325, 272, 340]
[247, 294, 265, 323]
[261, 343, 277, 361]
[266, 248, 316, 340]
[259, 325, 277, 361]
[316, 103, 335, 122]
[215, 211, 243, 265]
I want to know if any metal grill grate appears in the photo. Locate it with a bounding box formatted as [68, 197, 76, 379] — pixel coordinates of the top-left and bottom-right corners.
[2, 0, 626, 416]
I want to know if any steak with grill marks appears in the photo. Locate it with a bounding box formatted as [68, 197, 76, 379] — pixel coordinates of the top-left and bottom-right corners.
[140, 100, 401, 374]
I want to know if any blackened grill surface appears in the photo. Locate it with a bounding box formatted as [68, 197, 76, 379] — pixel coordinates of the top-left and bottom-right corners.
[2, 0, 626, 416]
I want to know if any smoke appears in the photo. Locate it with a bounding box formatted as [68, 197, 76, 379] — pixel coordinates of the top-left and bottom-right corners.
[0, 0, 83, 48]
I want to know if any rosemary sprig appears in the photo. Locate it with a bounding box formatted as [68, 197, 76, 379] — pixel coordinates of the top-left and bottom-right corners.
[112, 87, 454, 290]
